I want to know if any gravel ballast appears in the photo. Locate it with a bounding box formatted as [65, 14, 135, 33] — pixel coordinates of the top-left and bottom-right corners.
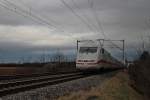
[1, 71, 117, 100]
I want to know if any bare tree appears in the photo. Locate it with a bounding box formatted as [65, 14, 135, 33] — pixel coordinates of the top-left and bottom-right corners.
[53, 49, 65, 63]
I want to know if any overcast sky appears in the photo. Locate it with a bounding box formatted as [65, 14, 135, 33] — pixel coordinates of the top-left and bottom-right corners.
[0, 0, 150, 62]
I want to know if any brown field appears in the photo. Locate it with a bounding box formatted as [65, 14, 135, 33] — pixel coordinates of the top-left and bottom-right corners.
[0, 63, 45, 76]
[0, 67, 41, 76]
[0, 62, 76, 76]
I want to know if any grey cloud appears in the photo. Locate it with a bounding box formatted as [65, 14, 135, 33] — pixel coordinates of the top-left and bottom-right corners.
[0, 0, 150, 62]
[0, 39, 75, 54]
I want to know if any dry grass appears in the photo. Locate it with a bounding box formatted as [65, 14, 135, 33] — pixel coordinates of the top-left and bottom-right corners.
[57, 71, 143, 100]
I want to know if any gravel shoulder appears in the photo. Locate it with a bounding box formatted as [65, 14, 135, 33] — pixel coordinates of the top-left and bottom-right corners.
[57, 71, 144, 100]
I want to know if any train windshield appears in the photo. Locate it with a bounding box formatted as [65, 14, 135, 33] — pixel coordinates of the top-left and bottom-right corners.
[79, 47, 97, 54]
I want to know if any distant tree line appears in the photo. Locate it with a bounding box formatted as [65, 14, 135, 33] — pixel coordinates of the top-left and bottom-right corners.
[0, 51, 76, 64]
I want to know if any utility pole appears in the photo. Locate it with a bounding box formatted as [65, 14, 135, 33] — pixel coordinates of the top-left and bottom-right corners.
[77, 40, 79, 51]
[148, 36, 150, 52]
[122, 40, 125, 65]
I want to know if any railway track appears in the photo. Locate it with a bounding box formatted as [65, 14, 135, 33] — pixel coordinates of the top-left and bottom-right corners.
[0, 69, 119, 97]
[0, 71, 88, 97]
[0, 71, 78, 81]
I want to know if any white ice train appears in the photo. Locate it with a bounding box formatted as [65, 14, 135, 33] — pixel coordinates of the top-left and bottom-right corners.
[76, 39, 123, 70]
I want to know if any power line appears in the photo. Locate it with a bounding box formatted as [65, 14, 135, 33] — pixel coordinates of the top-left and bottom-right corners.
[88, 0, 123, 50]
[87, 0, 104, 37]
[0, 0, 77, 40]
[59, 0, 95, 33]
[0, 0, 56, 29]
[88, 0, 106, 38]
[0, 0, 124, 51]
[15, 0, 63, 29]
[0, 2, 40, 24]
[71, 0, 98, 32]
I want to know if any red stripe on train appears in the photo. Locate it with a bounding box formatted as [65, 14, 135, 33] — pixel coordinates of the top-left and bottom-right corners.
[77, 60, 119, 66]
[97, 60, 118, 66]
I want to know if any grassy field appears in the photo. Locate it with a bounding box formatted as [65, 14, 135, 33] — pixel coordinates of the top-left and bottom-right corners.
[57, 71, 144, 100]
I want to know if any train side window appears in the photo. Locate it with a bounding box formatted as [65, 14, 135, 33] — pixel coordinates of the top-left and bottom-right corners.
[101, 48, 104, 54]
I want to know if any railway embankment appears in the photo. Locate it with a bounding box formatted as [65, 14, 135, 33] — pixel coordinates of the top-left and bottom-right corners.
[57, 71, 144, 100]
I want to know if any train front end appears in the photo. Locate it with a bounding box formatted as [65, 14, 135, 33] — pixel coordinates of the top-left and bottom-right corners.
[76, 40, 101, 70]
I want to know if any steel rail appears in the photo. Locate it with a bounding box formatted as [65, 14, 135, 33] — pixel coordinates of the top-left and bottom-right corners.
[0, 72, 81, 89]
[0, 70, 78, 81]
